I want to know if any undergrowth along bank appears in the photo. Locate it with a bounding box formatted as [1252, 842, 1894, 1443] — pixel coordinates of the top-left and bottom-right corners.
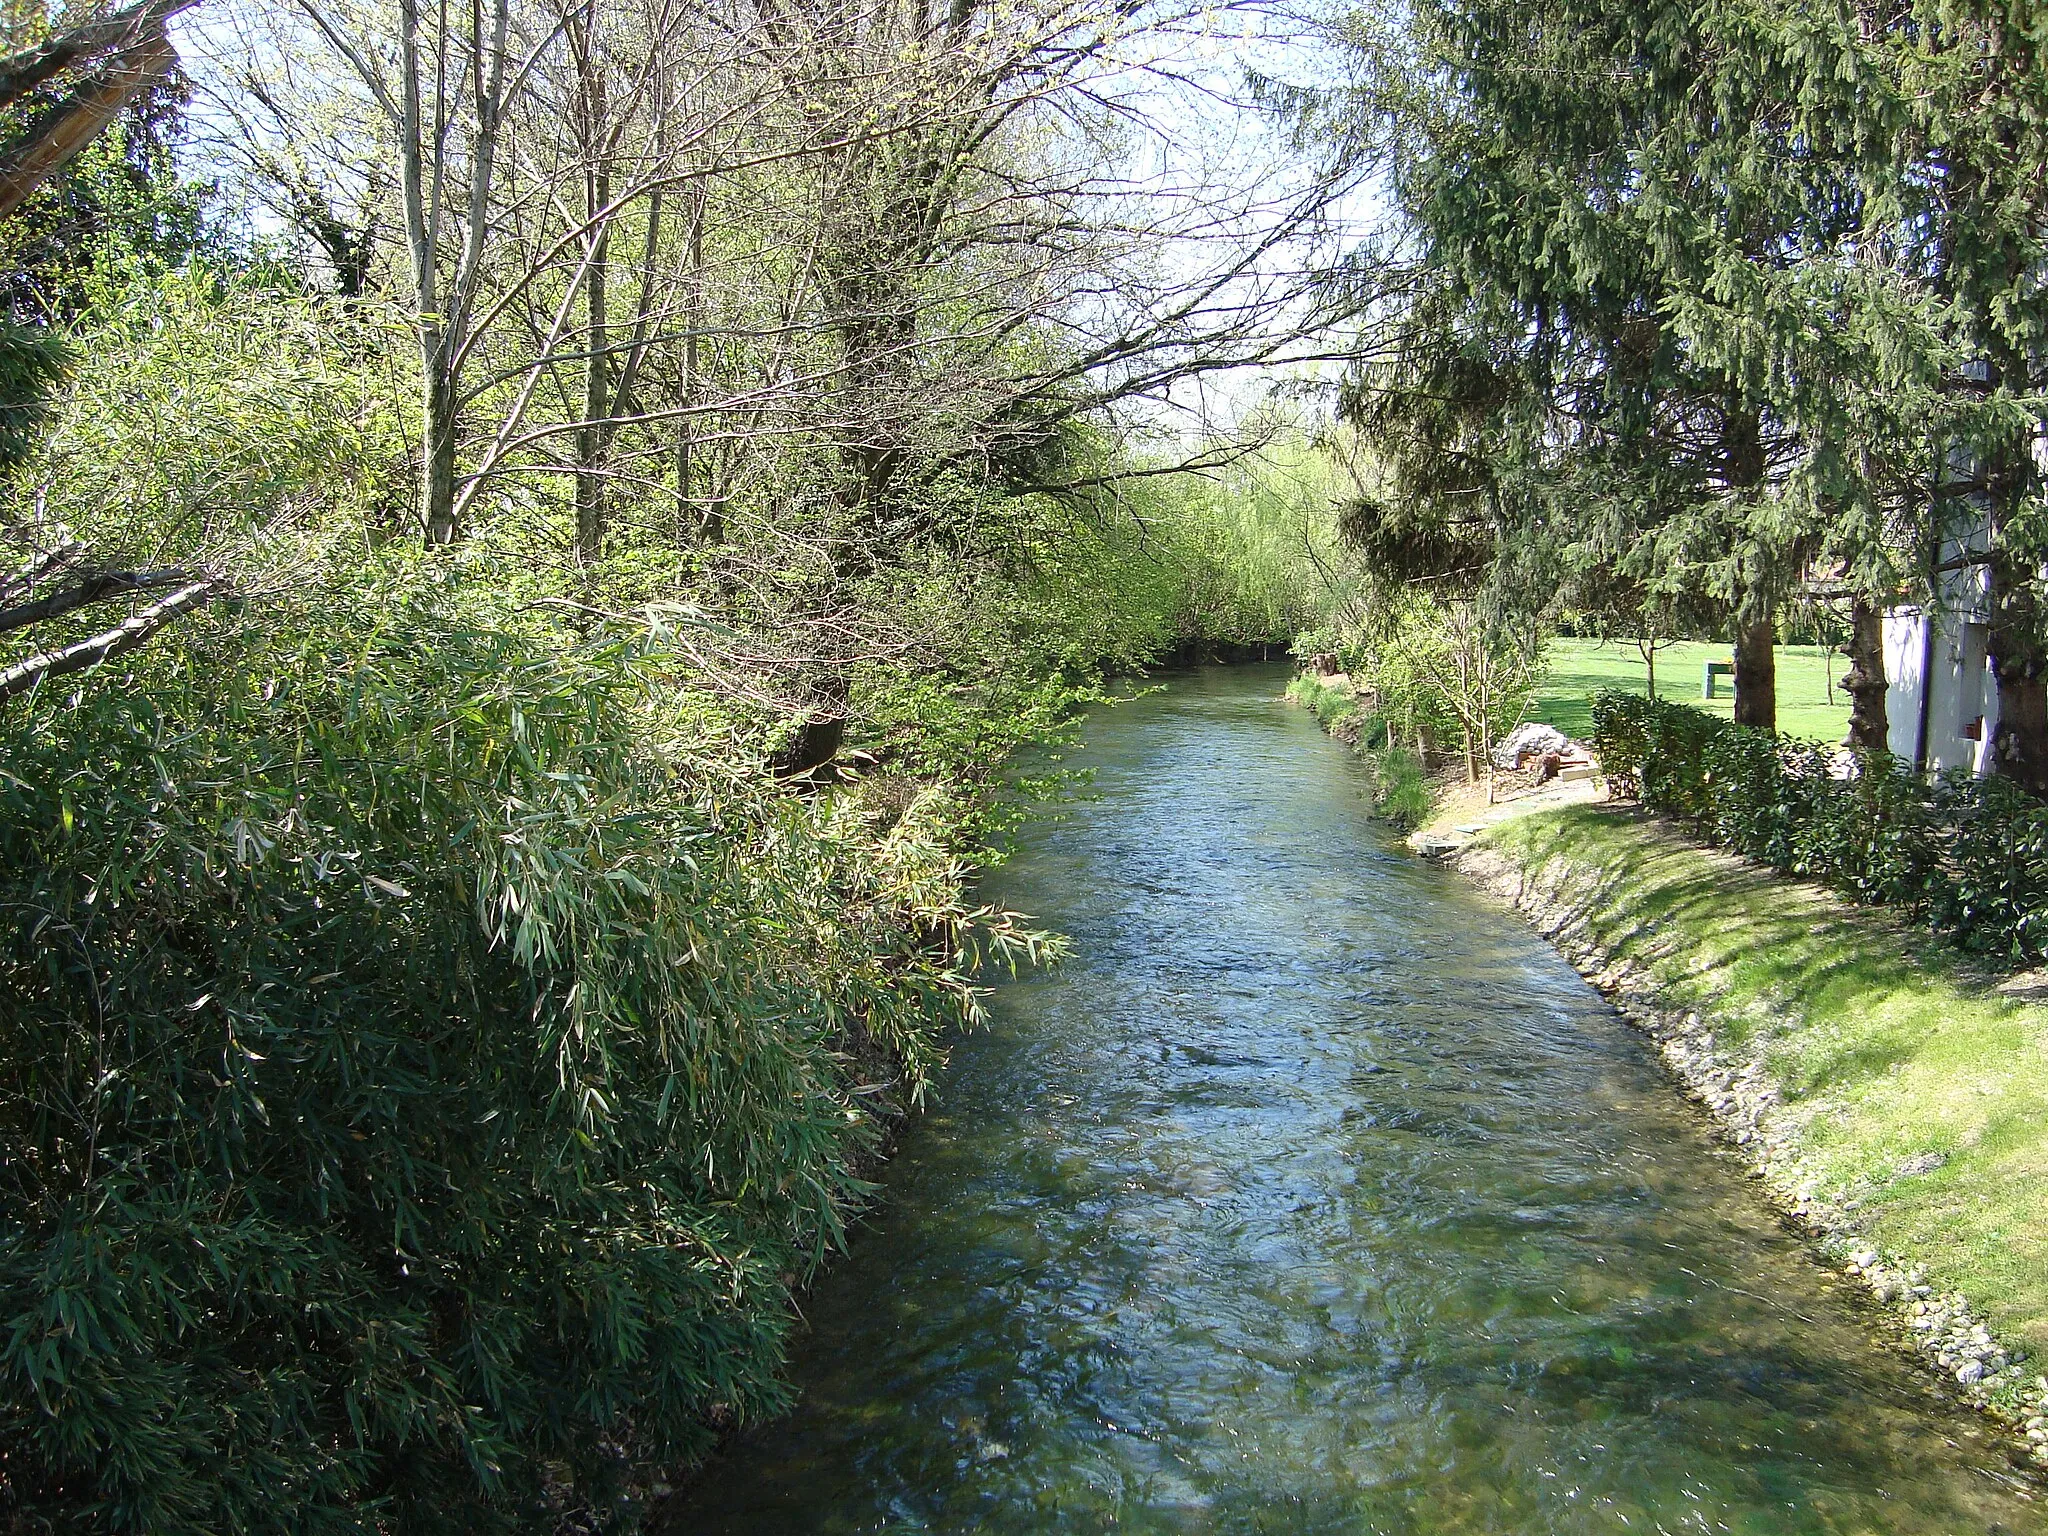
[1463, 806, 2048, 1467]
[1591, 690, 2048, 964]
[1284, 673, 1433, 830]
[0, 571, 1079, 1535]
[0, 536, 1306, 1532]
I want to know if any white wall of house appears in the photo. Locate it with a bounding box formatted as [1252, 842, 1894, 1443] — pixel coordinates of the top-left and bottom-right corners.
[1884, 604, 1998, 775]
[1884, 512, 1999, 775]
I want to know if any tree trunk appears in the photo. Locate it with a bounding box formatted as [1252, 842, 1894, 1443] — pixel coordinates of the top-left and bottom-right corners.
[1720, 402, 1776, 732]
[0, 21, 180, 219]
[1980, 336, 2048, 793]
[574, 222, 609, 564]
[1842, 598, 1890, 754]
[771, 670, 852, 781]
[395, 0, 458, 547]
[678, 184, 705, 543]
[768, 716, 846, 781]
[421, 363, 459, 544]
[573, 38, 609, 566]
[1732, 612, 1776, 731]
[1988, 548, 2048, 793]
[574, 251, 607, 560]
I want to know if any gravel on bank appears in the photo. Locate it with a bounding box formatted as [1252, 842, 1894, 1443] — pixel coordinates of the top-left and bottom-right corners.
[1454, 804, 2048, 1473]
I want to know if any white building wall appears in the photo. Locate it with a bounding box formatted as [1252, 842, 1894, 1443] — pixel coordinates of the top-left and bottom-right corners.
[1883, 609, 1925, 764]
[1882, 505, 2001, 776]
[1882, 606, 1999, 776]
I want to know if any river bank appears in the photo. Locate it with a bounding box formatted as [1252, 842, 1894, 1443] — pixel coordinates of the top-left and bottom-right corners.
[1454, 804, 2048, 1473]
[669, 668, 2048, 1532]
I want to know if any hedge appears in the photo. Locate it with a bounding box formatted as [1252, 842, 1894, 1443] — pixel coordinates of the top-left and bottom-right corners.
[1590, 691, 2048, 964]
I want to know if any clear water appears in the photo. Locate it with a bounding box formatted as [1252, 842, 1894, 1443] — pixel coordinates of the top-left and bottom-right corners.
[668, 667, 2045, 1534]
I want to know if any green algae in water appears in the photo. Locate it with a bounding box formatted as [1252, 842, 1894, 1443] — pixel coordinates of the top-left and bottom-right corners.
[667, 667, 2047, 1535]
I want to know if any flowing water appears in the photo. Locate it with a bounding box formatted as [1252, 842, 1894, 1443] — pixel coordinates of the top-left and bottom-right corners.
[672, 666, 2045, 1534]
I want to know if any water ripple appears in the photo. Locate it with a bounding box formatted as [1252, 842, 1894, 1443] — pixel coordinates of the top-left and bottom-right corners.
[669, 667, 2046, 1535]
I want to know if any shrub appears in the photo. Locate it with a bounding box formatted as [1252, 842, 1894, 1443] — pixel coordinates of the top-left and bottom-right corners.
[1588, 690, 1649, 800]
[0, 576, 1049, 1533]
[1370, 744, 1433, 831]
[1590, 687, 2048, 963]
[1702, 724, 1792, 862]
[1927, 775, 2048, 959]
[1788, 749, 1942, 905]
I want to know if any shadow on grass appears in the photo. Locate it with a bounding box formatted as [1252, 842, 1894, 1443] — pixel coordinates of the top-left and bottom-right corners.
[1483, 802, 2048, 1353]
[1502, 806, 1937, 1091]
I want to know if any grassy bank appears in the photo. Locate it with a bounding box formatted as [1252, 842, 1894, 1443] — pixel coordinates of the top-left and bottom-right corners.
[1473, 807, 2048, 1400]
[1285, 674, 1433, 829]
[1530, 639, 1852, 741]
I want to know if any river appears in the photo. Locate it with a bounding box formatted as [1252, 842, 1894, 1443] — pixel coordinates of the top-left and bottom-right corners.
[669, 665, 2044, 1534]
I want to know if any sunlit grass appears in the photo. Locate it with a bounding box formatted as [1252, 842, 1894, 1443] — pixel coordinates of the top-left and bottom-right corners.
[1485, 805, 2048, 1356]
[1531, 639, 1853, 742]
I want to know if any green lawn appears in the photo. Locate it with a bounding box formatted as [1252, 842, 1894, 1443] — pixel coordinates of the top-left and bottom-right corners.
[1529, 638, 1853, 742]
[1482, 807, 2048, 1373]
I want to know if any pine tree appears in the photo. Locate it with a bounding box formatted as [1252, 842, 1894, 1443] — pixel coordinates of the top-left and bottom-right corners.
[1324, 0, 1966, 752]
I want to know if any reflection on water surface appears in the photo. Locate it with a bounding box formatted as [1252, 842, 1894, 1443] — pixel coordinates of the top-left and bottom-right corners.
[670, 666, 2045, 1535]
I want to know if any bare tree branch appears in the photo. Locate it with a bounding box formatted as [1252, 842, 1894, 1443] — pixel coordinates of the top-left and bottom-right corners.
[0, 567, 203, 633]
[0, 579, 222, 703]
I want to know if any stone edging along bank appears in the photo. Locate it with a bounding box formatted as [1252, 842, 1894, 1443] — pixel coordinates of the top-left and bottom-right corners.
[1450, 820, 2048, 1475]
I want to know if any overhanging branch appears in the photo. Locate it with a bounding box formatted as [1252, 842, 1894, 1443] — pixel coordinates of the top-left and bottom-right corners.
[0, 578, 222, 703]
[0, 567, 201, 632]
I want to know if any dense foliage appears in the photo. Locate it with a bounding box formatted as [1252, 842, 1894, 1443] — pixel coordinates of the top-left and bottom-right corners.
[1592, 691, 2048, 962]
[1305, 0, 2048, 781]
[0, 0, 1339, 1524]
[0, 570, 1076, 1531]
